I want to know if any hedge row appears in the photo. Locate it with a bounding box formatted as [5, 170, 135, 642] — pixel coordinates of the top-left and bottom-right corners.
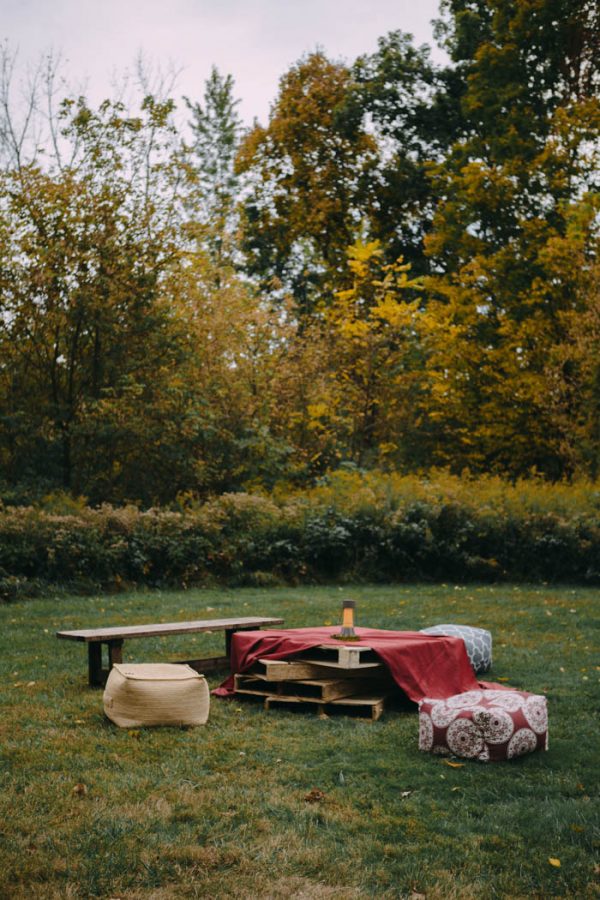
[1, 473, 599, 599]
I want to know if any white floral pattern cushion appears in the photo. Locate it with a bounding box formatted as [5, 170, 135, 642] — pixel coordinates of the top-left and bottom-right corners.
[418, 689, 548, 762]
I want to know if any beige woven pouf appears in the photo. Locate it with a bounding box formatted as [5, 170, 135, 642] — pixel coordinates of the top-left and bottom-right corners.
[103, 663, 210, 727]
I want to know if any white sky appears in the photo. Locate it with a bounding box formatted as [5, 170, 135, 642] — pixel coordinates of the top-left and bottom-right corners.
[1, 0, 447, 124]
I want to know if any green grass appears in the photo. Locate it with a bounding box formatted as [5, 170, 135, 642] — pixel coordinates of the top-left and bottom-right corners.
[0, 584, 598, 899]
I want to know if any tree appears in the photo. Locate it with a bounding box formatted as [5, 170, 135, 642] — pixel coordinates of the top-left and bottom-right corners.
[0, 67, 195, 501]
[297, 240, 425, 470]
[417, 0, 600, 476]
[346, 30, 459, 274]
[236, 51, 378, 314]
[543, 198, 600, 478]
[184, 67, 242, 272]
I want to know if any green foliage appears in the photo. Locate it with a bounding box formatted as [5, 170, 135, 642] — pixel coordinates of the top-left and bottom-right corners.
[1, 472, 598, 598]
[0, 95, 190, 499]
[184, 66, 242, 270]
[347, 30, 450, 273]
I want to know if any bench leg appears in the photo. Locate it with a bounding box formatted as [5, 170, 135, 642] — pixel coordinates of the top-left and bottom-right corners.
[108, 639, 123, 667]
[88, 643, 103, 688]
[87, 640, 123, 687]
[225, 628, 234, 659]
[225, 625, 267, 658]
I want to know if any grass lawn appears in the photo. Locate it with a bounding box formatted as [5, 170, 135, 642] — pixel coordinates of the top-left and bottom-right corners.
[0, 584, 598, 899]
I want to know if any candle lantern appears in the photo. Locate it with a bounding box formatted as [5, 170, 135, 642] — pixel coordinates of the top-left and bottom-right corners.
[333, 599, 359, 641]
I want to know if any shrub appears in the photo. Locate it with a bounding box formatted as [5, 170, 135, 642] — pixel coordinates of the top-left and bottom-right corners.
[0, 471, 598, 597]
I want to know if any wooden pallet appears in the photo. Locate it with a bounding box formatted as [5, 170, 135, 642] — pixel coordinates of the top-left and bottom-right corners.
[255, 657, 386, 682]
[264, 694, 386, 721]
[234, 673, 359, 702]
[234, 643, 392, 721]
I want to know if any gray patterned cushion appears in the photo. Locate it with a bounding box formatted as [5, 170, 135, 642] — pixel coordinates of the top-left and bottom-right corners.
[420, 624, 492, 674]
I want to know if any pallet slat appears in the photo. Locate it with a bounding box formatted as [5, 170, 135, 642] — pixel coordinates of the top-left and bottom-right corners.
[255, 657, 386, 681]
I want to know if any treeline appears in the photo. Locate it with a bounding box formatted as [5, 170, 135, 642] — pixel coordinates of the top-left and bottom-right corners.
[0, 0, 599, 508]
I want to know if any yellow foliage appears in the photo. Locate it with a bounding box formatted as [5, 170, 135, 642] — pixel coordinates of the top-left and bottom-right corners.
[307, 402, 329, 420]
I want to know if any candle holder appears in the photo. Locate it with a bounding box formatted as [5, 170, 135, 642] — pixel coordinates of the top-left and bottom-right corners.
[333, 600, 360, 641]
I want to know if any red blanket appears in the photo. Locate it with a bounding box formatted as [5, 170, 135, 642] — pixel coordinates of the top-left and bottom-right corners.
[214, 626, 482, 702]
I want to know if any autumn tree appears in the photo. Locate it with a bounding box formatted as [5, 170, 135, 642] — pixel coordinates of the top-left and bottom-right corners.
[418, 0, 600, 477]
[295, 240, 426, 470]
[543, 198, 600, 478]
[0, 52, 201, 502]
[236, 51, 378, 313]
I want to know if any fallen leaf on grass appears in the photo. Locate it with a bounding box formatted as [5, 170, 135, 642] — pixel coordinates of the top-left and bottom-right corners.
[72, 783, 88, 797]
[444, 760, 465, 768]
[304, 788, 325, 803]
[548, 858, 561, 868]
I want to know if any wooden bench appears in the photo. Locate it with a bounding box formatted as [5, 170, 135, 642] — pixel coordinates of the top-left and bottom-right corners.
[56, 616, 284, 687]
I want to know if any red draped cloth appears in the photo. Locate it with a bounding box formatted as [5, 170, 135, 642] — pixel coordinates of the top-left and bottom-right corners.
[214, 626, 483, 703]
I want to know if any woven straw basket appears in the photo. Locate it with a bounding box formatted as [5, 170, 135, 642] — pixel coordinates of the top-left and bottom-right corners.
[103, 663, 210, 727]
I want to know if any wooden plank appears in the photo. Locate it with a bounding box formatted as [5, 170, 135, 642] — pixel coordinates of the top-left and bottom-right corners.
[56, 616, 284, 642]
[295, 644, 378, 668]
[255, 658, 387, 681]
[300, 659, 385, 676]
[292, 678, 359, 702]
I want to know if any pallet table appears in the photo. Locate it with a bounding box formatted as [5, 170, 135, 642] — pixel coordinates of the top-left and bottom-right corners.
[233, 642, 395, 720]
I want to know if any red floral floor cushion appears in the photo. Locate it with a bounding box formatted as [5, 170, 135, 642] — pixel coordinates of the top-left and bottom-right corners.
[418, 689, 548, 762]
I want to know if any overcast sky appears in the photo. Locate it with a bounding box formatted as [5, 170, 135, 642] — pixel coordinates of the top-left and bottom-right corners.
[2, 0, 447, 124]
